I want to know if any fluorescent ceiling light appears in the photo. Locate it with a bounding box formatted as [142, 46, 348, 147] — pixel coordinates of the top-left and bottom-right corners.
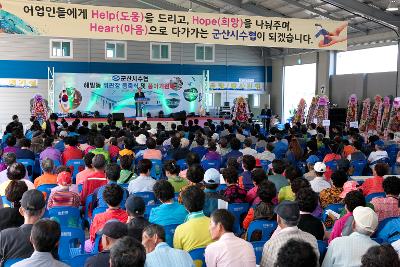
[387, 0, 399, 11]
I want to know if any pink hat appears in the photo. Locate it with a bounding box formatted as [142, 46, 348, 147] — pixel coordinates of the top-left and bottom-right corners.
[339, 181, 359, 198]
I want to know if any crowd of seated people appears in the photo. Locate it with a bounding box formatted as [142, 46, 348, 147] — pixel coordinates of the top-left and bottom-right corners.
[0, 114, 399, 266]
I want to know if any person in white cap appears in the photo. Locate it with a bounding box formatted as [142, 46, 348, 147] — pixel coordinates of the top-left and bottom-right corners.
[309, 162, 331, 193]
[203, 168, 228, 217]
[322, 206, 379, 267]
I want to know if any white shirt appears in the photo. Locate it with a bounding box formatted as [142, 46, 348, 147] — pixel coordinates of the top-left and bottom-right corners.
[256, 151, 276, 161]
[240, 147, 258, 157]
[205, 232, 256, 267]
[128, 175, 157, 194]
[368, 150, 388, 163]
[310, 176, 331, 193]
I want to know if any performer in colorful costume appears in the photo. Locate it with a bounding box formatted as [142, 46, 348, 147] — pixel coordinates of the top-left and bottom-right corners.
[388, 97, 400, 134]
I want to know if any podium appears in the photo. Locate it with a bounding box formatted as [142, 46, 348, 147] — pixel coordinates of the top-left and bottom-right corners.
[135, 97, 149, 117]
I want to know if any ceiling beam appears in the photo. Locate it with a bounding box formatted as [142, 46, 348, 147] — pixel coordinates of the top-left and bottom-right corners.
[279, 0, 367, 33]
[320, 0, 400, 30]
[189, 0, 227, 13]
[218, 0, 287, 17]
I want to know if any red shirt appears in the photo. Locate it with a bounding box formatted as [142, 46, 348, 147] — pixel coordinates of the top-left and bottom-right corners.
[359, 176, 384, 196]
[61, 146, 83, 165]
[80, 171, 106, 206]
[89, 208, 128, 242]
[108, 145, 120, 160]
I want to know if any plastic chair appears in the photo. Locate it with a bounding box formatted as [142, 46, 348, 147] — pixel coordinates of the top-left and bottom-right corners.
[216, 184, 227, 192]
[251, 241, 266, 265]
[16, 159, 35, 182]
[163, 224, 180, 247]
[134, 192, 156, 205]
[351, 160, 367, 176]
[66, 159, 85, 183]
[325, 160, 338, 172]
[256, 147, 265, 153]
[63, 253, 94, 267]
[201, 160, 221, 171]
[92, 234, 102, 253]
[372, 237, 384, 244]
[386, 144, 399, 174]
[78, 184, 83, 193]
[321, 203, 345, 226]
[58, 227, 85, 260]
[318, 240, 328, 262]
[374, 217, 400, 243]
[365, 192, 386, 202]
[189, 247, 206, 267]
[3, 258, 24, 267]
[150, 159, 163, 180]
[48, 207, 82, 229]
[176, 159, 187, 170]
[37, 184, 57, 201]
[246, 220, 277, 242]
[144, 204, 160, 220]
[2, 195, 11, 207]
[84, 194, 94, 224]
[260, 160, 271, 173]
[228, 203, 249, 235]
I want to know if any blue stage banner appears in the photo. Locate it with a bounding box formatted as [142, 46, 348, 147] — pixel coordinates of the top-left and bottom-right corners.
[54, 73, 203, 116]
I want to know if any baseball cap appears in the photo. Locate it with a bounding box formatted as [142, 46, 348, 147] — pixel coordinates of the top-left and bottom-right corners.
[314, 162, 326, 173]
[59, 131, 68, 138]
[353, 206, 378, 234]
[99, 220, 128, 239]
[204, 168, 220, 185]
[125, 195, 145, 215]
[306, 155, 319, 165]
[57, 171, 72, 186]
[136, 134, 147, 145]
[274, 200, 300, 222]
[21, 189, 46, 211]
[147, 128, 157, 135]
[375, 140, 385, 148]
[339, 180, 359, 198]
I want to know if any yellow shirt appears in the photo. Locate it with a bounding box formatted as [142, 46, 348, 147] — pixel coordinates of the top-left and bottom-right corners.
[278, 185, 295, 203]
[173, 212, 213, 252]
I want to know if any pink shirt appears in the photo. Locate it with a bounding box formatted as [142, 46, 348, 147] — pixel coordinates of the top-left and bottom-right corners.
[245, 186, 260, 205]
[143, 149, 162, 160]
[205, 232, 256, 267]
[370, 196, 400, 222]
[328, 212, 353, 244]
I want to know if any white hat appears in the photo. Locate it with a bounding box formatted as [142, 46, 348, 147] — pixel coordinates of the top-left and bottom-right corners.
[353, 206, 378, 234]
[211, 133, 219, 141]
[180, 138, 189, 148]
[314, 162, 326, 173]
[135, 134, 147, 145]
[204, 168, 220, 185]
[59, 131, 68, 138]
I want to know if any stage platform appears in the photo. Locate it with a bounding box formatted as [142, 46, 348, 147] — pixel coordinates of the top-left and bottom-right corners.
[64, 117, 227, 129]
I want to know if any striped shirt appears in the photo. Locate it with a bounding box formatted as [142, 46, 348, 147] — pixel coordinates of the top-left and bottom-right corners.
[370, 196, 400, 221]
[47, 190, 80, 209]
[145, 242, 194, 267]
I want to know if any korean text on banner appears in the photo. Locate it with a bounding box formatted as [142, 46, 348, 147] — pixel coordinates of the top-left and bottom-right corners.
[0, 0, 348, 50]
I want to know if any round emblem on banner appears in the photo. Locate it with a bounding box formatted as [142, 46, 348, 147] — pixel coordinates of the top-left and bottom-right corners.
[183, 88, 198, 102]
[166, 93, 180, 109]
[58, 87, 82, 112]
[112, 75, 120, 82]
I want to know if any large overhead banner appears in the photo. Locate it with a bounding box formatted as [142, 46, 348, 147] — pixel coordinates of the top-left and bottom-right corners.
[0, 0, 348, 50]
[54, 73, 203, 117]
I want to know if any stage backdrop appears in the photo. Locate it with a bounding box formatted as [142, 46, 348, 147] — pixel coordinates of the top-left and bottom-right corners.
[0, 0, 348, 50]
[54, 73, 203, 117]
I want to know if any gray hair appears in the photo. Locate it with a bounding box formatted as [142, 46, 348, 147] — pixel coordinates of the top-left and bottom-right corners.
[143, 224, 165, 241]
[41, 159, 54, 173]
[3, 153, 16, 166]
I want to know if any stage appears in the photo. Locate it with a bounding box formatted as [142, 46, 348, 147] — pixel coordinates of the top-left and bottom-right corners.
[64, 117, 227, 129]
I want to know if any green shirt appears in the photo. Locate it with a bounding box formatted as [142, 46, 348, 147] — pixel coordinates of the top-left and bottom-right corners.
[90, 147, 110, 162]
[168, 176, 189, 193]
[118, 169, 136, 184]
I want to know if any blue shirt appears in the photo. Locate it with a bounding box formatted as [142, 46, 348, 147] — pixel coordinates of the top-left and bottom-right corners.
[95, 181, 128, 208]
[273, 141, 288, 159]
[191, 146, 208, 159]
[144, 242, 194, 267]
[222, 150, 243, 167]
[149, 202, 188, 226]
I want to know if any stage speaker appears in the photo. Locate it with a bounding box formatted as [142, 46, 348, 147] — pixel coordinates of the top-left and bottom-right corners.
[112, 113, 125, 121]
[172, 111, 187, 121]
[328, 108, 346, 126]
